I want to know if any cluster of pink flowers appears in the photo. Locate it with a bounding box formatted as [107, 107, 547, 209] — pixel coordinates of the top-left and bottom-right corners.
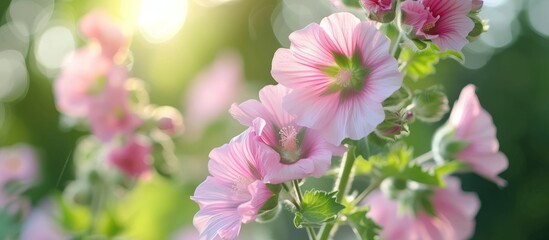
[53, 11, 183, 178]
[192, 1, 507, 237]
[193, 12, 402, 239]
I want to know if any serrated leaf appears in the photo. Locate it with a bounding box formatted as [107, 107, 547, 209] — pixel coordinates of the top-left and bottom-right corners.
[347, 210, 381, 240]
[355, 144, 443, 186]
[293, 190, 345, 228]
[400, 45, 465, 80]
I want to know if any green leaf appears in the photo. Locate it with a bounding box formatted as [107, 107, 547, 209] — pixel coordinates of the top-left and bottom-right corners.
[293, 190, 345, 228]
[355, 144, 443, 186]
[400, 45, 465, 80]
[347, 210, 381, 240]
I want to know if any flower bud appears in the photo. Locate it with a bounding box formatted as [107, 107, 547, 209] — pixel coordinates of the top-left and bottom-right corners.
[153, 106, 184, 136]
[362, 0, 396, 23]
[467, 16, 488, 41]
[375, 110, 410, 141]
[412, 86, 449, 123]
[432, 124, 470, 165]
[383, 86, 411, 111]
[256, 184, 282, 223]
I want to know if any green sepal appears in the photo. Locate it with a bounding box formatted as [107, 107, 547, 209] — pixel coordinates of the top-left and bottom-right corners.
[347, 209, 381, 240]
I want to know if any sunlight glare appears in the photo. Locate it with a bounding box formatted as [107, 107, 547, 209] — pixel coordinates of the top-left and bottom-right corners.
[138, 0, 188, 43]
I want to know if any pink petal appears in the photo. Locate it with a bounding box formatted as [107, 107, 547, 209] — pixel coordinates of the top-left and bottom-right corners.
[319, 12, 361, 57]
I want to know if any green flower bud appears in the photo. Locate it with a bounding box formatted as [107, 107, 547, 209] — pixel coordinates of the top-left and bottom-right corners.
[412, 86, 449, 123]
[467, 15, 488, 41]
[383, 86, 411, 111]
[375, 110, 410, 141]
[432, 124, 470, 164]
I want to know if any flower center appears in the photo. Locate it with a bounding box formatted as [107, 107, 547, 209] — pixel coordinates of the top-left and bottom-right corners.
[278, 126, 303, 164]
[335, 69, 353, 88]
[320, 50, 370, 98]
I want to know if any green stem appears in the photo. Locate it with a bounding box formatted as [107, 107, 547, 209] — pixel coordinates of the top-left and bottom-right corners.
[351, 178, 382, 206]
[88, 184, 104, 235]
[292, 180, 317, 240]
[318, 143, 357, 240]
[412, 151, 434, 165]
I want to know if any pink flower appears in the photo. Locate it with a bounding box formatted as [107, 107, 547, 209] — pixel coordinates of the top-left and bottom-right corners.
[79, 10, 127, 59]
[271, 12, 402, 145]
[401, 0, 474, 51]
[184, 51, 244, 139]
[87, 75, 142, 142]
[54, 48, 122, 117]
[0, 144, 37, 187]
[365, 177, 480, 240]
[107, 136, 152, 177]
[434, 85, 508, 186]
[230, 84, 344, 183]
[21, 200, 69, 240]
[153, 106, 185, 136]
[191, 129, 278, 240]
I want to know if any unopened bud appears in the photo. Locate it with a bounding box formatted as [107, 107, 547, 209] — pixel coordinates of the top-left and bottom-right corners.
[383, 86, 411, 111]
[375, 110, 410, 141]
[362, 0, 396, 23]
[153, 106, 184, 136]
[412, 86, 449, 123]
[467, 16, 488, 41]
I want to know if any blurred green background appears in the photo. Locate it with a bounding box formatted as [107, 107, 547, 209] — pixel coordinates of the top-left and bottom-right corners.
[0, 0, 547, 239]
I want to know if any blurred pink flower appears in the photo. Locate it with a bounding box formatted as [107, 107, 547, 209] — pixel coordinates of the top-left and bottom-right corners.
[401, 0, 474, 51]
[107, 136, 152, 177]
[271, 12, 402, 145]
[0, 193, 30, 216]
[0, 144, 37, 187]
[184, 51, 244, 138]
[441, 84, 508, 186]
[230, 84, 344, 183]
[365, 177, 480, 240]
[191, 129, 278, 240]
[54, 48, 122, 117]
[21, 200, 69, 240]
[79, 10, 127, 59]
[88, 89, 142, 142]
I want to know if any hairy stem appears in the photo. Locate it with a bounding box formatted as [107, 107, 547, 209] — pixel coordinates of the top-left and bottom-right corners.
[413, 151, 434, 165]
[351, 178, 382, 206]
[318, 143, 357, 240]
[292, 180, 317, 240]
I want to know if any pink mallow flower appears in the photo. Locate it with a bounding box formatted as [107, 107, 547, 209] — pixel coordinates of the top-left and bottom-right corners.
[433, 84, 508, 187]
[107, 136, 152, 177]
[79, 10, 127, 59]
[0, 144, 37, 187]
[401, 0, 474, 51]
[365, 177, 480, 240]
[191, 129, 279, 240]
[271, 12, 402, 145]
[230, 84, 344, 183]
